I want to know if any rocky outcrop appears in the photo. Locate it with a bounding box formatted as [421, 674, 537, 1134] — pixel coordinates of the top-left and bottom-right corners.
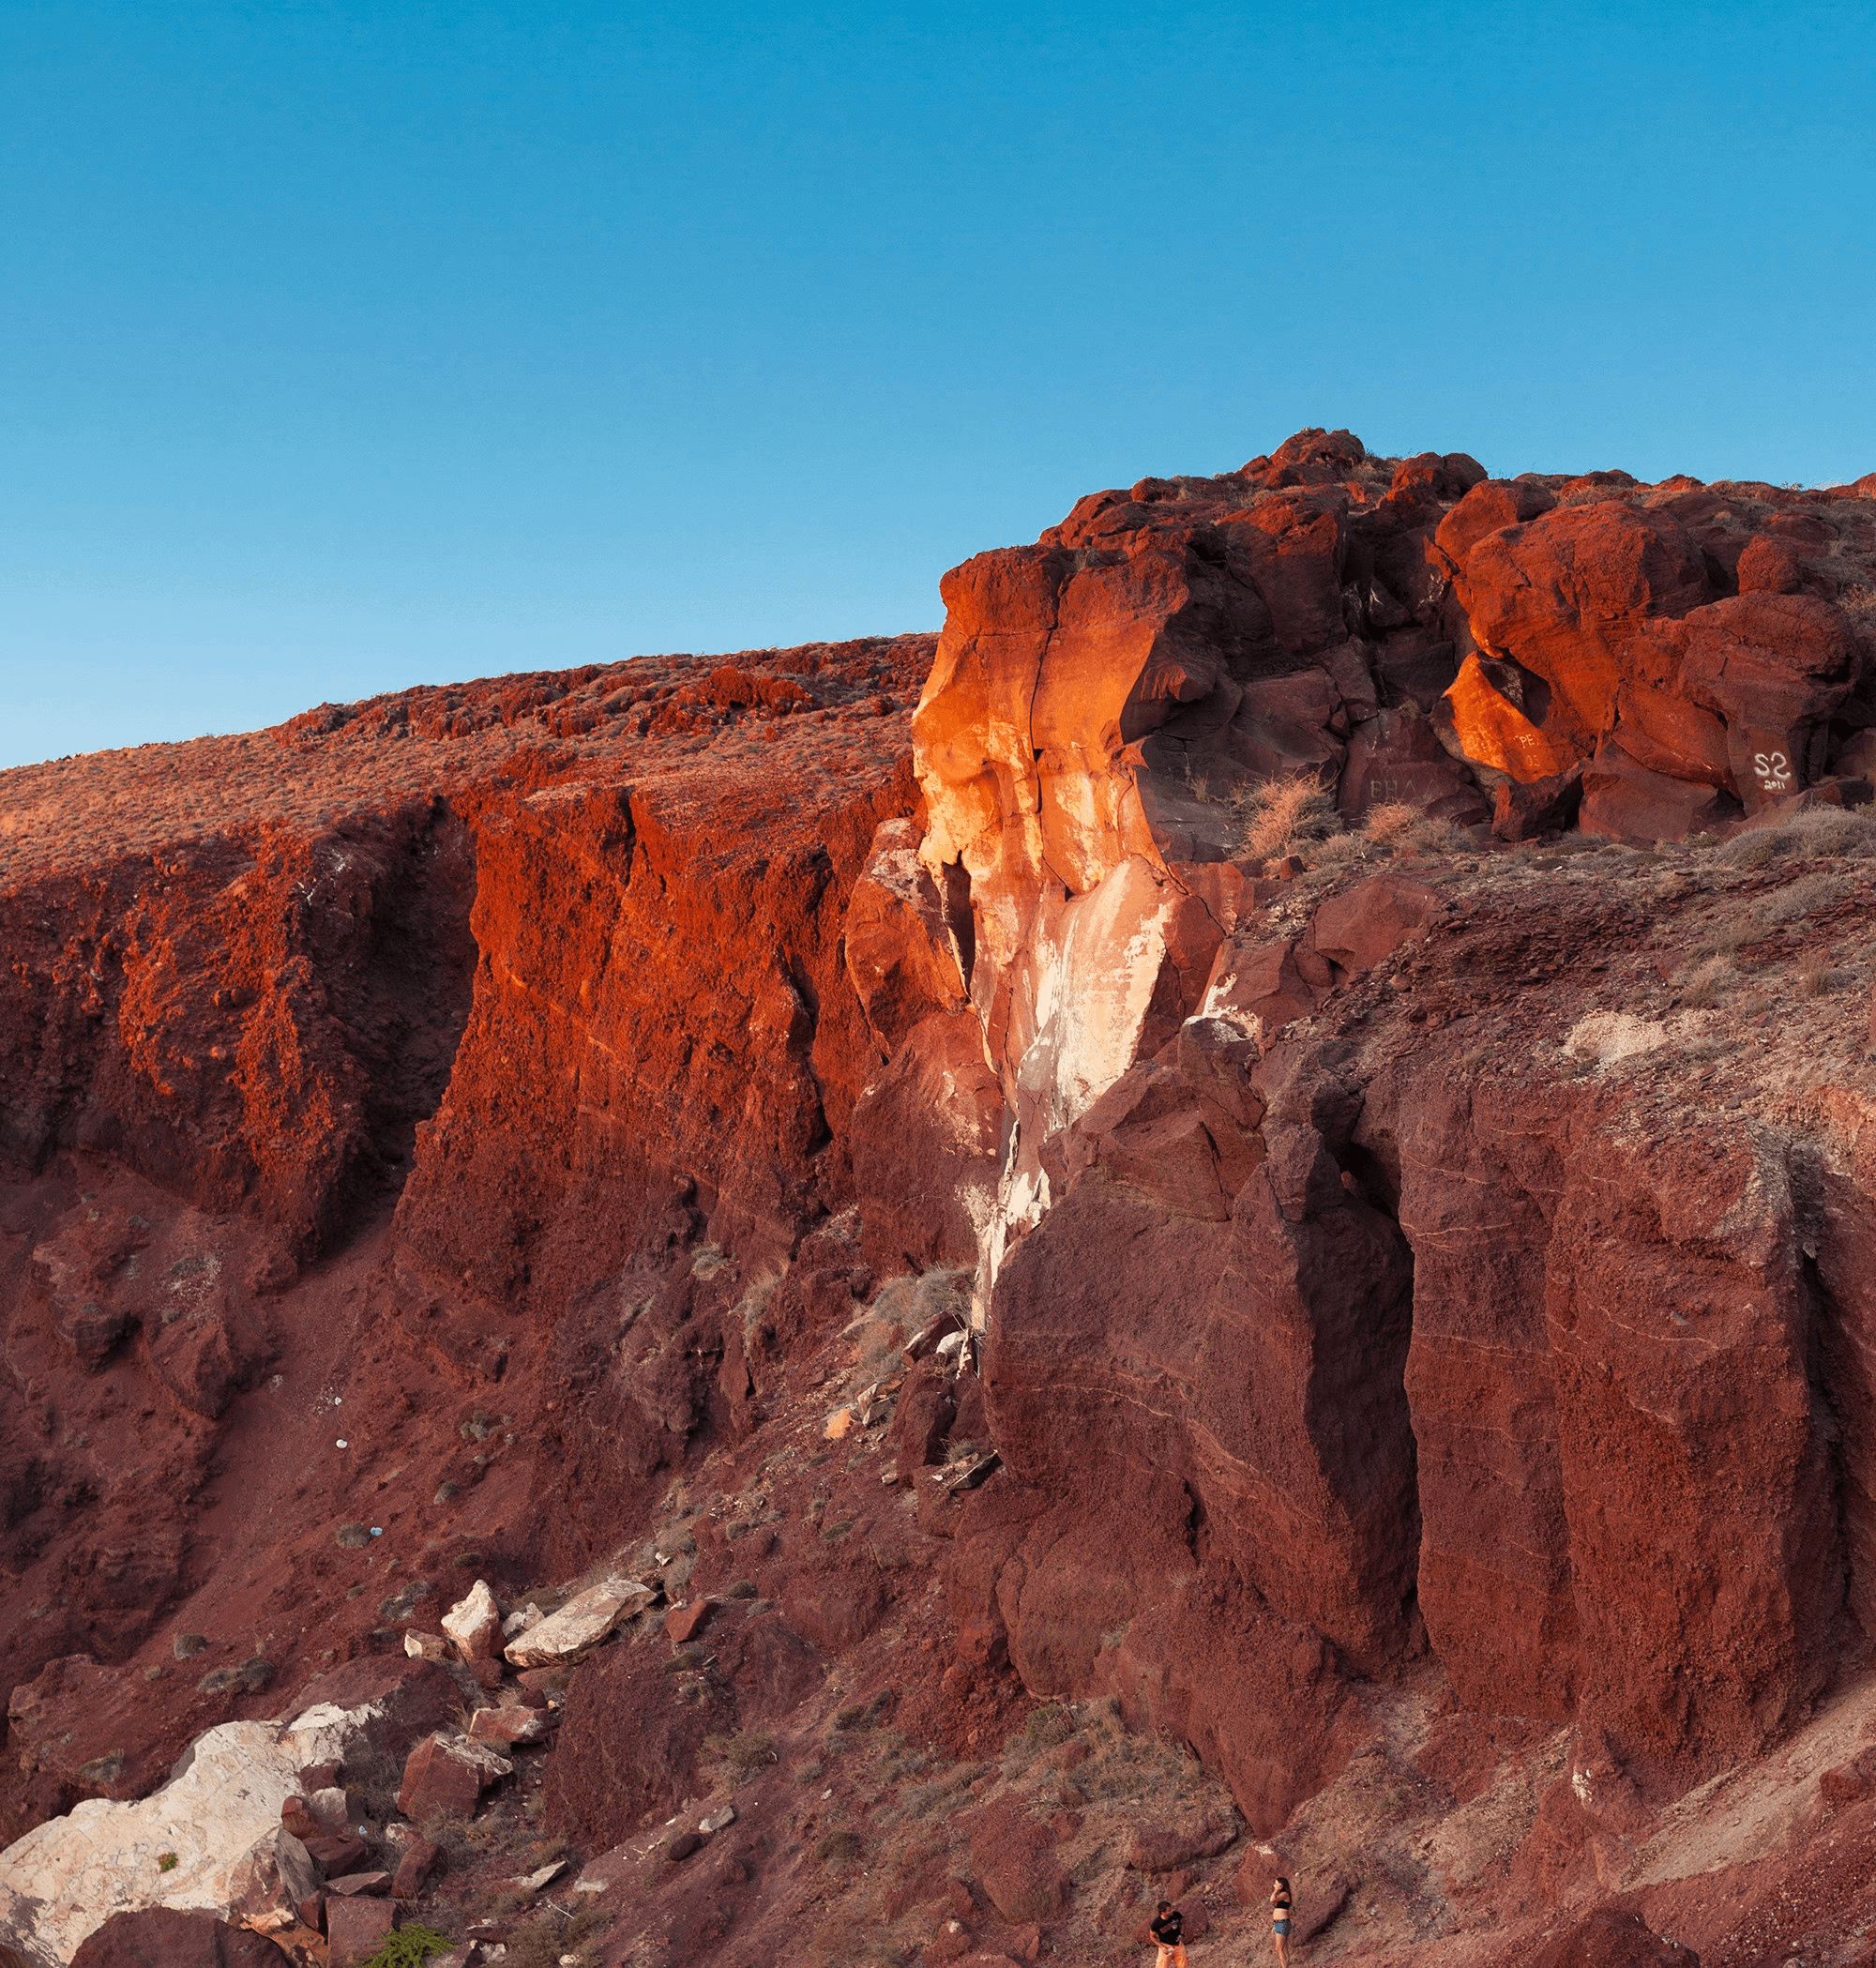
[0, 1658, 449, 1964]
[4, 445, 1876, 1965]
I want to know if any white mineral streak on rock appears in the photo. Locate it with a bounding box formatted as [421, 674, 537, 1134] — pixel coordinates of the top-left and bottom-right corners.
[974, 855, 1183, 1324]
[0, 1700, 378, 1965]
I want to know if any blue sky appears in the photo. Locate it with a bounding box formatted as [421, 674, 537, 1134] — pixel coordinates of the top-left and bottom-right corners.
[3, 2, 1872, 768]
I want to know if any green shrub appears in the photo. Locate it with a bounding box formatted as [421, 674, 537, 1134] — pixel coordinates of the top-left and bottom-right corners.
[357, 1928, 455, 1968]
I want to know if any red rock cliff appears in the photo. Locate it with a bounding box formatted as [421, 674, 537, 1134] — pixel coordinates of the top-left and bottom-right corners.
[6, 439, 1876, 1968]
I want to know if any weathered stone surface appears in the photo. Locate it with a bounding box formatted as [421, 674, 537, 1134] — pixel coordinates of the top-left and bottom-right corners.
[394, 1733, 513, 1821]
[0, 1693, 392, 1965]
[1529, 1907, 1700, 1967]
[965, 1799, 1069, 1923]
[440, 1579, 500, 1662]
[323, 1894, 397, 1967]
[465, 1702, 551, 1748]
[502, 1577, 656, 1667]
[69, 1910, 294, 1967]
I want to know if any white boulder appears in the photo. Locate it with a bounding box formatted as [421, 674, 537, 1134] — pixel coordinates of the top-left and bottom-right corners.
[503, 1577, 656, 1667]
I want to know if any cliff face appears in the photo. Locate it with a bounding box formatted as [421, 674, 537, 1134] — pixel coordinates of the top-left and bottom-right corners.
[903, 430, 1876, 1835]
[5, 439, 1876, 1967]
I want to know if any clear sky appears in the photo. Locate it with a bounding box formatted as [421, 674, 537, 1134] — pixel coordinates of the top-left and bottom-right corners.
[3, 2, 1873, 769]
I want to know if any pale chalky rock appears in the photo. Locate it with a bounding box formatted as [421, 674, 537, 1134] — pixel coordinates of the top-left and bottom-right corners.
[500, 1603, 544, 1641]
[402, 1630, 450, 1661]
[502, 1578, 656, 1668]
[440, 1580, 500, 1662]
[0, 1696, 380, 1966]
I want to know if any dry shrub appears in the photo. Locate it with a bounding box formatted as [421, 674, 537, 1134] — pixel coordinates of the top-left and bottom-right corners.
[1799, 953, 1846, 996]
[1753, 870, 1846, 926]
[705, 1727, 775, 1779]
[816, 1827, 864, 1866]
[1719, 807, 1876, 867]
[1677, 956, 1734, 1008]
[1237, 776, 1339, 859]
[1361, 801, 1423, 844]
[496, 1904, 608, 1968]
[1362, 800, 1470, 856]
[1306, 831, 1373, 870]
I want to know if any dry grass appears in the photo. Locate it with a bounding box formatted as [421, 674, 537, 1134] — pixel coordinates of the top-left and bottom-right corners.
[1236, 775, 1338, 859]
[1677, 956, 1735, 1008]
[1719, 807, 1876, 867]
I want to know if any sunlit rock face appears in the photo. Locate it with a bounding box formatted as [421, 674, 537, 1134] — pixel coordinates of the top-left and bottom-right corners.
[901, 430, 1876, 1833]
[1430, 468, 1876, 831]
[7, 440, 1876, 1967]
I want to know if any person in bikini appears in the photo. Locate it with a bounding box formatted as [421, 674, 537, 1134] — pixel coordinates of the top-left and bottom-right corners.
[1149, 1899, 1188, 1968]
[1269, 1877, 1294, 1963]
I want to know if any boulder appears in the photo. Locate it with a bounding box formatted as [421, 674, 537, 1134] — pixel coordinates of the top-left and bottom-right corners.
[1308, 874, 1442, 979]
[465, 1702, 552, 1748]
[1579, 740, 1742, 843]
[440, 1580, 500, 1662]
[150, 1313, 241, 1419]
[229, 1826, 322, 1933]
[1124, 1809, 1240, 1871]
[54, 1301, 131, 1369]
[69, 1910, 294, 1966]
[1339, 704, 1490, 821]
[1441, 494, 1710, 751]
[391, 1835, 441, 1897]
[1673, 591, 1861, 810]
[324, 1894, 398, 1967]
[964, 1799, 1069, 1923]
[663, 1597, 716, 1644]
[395, 1733, 513, 1821]
[303, 1833, 370, 1876]
[503, 1577, 657, 1667]
[0, 1688, 400, 1966]
[1492, 765, 1584, 841]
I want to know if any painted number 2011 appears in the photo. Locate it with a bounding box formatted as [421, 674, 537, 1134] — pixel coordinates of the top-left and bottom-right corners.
[1754, 750, 1793, 793]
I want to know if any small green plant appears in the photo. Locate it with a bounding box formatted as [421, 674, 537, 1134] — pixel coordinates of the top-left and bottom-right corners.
[157, 1852, 178, 1872]
[357, 1926, 455, 1968]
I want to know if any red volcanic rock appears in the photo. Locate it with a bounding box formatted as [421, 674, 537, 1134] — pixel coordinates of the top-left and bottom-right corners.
[1339, 703, 1490, 822]
[287, 1657, 460, 1764]
[395, 1733, 511, 1821]
[1308, 874, 1441, 977]
[70, 1911, 294, 1966]
[324, 1895, 397, 1967]
[1442, 495, 1711, 752]
[9, 447, 1876, 1967]
[390, 1833, 441, 1897]
[1672, 592, 1862, 810]
[664, 1597, 716, 1644]
[1530, 1908, 1700, 1967]
[965, 1798, 1069, 1922]
[1579, 741, 1742, 843]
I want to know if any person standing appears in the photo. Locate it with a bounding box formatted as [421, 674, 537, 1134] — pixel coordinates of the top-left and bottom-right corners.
[1150, 1899, 1188, 1968]
[1270, 1877, 1294, 1964]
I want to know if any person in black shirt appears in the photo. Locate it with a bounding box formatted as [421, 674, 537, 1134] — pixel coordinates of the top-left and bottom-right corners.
[1150, 1900, 1188, 1968]
[1269, 1876, 1294, 1964]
